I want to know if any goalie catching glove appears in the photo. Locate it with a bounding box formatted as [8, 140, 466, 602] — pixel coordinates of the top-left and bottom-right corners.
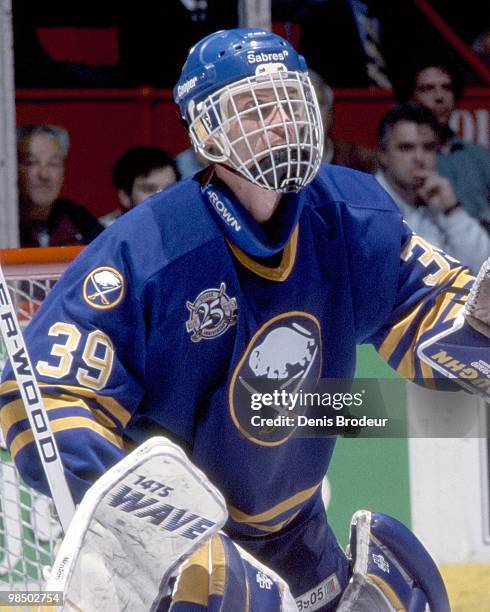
[336, 510, 450, 612]
[418, 256, 490, 400]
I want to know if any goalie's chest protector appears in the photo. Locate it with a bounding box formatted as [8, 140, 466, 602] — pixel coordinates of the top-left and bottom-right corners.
[129, 170, 402, 533]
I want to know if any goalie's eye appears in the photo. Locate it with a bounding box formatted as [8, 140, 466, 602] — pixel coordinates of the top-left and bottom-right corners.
[231, 93, 258, 113]
[238, 98, 257, 113]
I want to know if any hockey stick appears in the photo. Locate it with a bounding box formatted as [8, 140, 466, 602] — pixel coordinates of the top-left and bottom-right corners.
[0, 263, 75, 532]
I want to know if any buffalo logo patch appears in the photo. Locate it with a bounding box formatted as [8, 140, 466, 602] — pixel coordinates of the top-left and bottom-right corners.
[83, 267, 124, 309]
[186, 283, 238, 342]
[229, 312, 322, 446]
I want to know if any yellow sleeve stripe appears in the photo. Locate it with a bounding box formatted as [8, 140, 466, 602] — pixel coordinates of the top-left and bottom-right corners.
[9, 416, 124, 459]
[1, 395, 120, 443]
[444, 269, 473, 323]
[228, 482, 320, 525]
[0, 380, 27, 394]
[395, 289, 456, 380]
[172, 540, 211, 605]
[415, 272, 468, 382]
[58, 384, 132, 426]
[0, 396, 85, 442]
[43, 394, 119, 430]
[2, 396, 95, 428]
[0, 381, 132, 426]
[445, 303, 463, 323]
[379, 266, 467, 365]
[378, 301, 424, 363]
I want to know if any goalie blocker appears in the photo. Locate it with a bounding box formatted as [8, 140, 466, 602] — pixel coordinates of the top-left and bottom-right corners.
[418, 257, 490, 400]
[45, 437, 228, 611]
[45, 437, 297, 611]
[45, 437, 448, 611]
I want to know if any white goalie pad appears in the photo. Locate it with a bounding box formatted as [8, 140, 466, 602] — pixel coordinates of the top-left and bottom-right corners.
[45, 437, 228, 611]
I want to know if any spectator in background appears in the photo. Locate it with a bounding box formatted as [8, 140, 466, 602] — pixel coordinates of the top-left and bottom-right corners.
[17, 125, 103, 247]
[176, 146, 209, 180]
[375, 103, 490, 272]
[398, 60, 490, 226]
[100, 146, 180, 227]
[308, 69, 378, 173]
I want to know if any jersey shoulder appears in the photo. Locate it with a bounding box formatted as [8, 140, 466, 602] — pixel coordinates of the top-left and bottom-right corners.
[84, 177, 222, 285]
[311, 163, 400, 214]
[114, 176, 220, 256]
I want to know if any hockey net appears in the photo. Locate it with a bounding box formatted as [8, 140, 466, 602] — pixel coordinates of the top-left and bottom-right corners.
[0, 246, 82, 590]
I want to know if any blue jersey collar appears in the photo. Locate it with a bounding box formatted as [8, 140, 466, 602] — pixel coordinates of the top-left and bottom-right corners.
[201, 174, 304, 258]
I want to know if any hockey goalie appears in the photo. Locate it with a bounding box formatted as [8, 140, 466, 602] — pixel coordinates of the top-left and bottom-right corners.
[1, 26, 489, 612]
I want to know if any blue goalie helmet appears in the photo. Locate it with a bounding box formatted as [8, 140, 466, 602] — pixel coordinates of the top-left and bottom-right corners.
[174, 28, 324, 193]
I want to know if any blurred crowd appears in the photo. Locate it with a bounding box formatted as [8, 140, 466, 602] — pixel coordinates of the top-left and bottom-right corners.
[12, 1, 490, 273]
[12, 1, 489, 89]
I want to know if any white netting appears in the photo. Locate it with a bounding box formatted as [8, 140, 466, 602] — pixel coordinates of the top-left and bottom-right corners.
[0, 273, 63, 590]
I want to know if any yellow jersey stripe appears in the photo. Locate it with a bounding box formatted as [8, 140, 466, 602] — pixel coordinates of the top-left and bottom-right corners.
[2, 396, 94, 427]
[0, 380, 131, 426]
[379, 266, 465, 364]
[226, 226, 298, 282]
[58, 384, 132, 426]
[9, 416, 124, 459]
[228, 482, 320, 524]
[238, 509, 301, 535]
[378, 302, 424, 363]
[443, 269, 473, 323]
[1, 396, 119, 442]
[395, 289, 456, 379]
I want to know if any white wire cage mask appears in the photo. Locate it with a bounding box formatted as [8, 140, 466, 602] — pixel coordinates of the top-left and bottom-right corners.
[187, 69, 324, 192]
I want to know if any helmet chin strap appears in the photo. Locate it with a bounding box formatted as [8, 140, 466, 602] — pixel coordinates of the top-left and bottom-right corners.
[200, 171, 304, 258]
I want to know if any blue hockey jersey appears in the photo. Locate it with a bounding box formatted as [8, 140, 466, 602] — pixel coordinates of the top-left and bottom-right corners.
[0, 164, 473, 602]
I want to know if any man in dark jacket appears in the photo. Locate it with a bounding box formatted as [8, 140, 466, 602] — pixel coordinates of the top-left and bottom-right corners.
[17, 124, 103, 247]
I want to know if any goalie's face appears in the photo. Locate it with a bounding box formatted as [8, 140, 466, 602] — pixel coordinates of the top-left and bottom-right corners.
[189, 71, 323, 193]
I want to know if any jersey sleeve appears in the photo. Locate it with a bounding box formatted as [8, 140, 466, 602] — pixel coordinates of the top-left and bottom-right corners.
[0, 226, 154, 502]
[368, 222, 475, 385]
